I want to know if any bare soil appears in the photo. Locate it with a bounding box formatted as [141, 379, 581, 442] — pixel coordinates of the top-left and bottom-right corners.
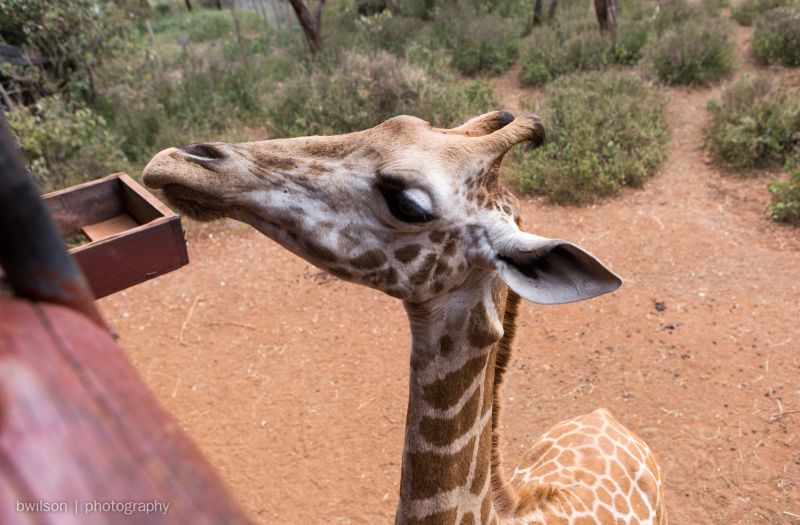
[99, 21, 800, 525]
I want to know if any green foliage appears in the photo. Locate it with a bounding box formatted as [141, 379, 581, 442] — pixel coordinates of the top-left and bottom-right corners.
[352, 11, 423, 54]
[7, 96, 127, 192]
[511, 72, 667, 204]
[519, 27, 615, 86]
[98, 46, 294, 163]
[445, 14, 519, 76]
[152, 8, 261, 43]
[706, 75, 800, 171]
[768, 169, 800, 225]
[753, 6, 800, 66]
[0, 0, 137, 99]
[518, 0, 715, 86]
[731, 0, 796, 25]
[643, 19, 734, 85]
[268, 50, 497, 137]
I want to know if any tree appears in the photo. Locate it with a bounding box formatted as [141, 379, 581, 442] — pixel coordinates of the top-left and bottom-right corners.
[594, 0, 616, 32]
[533, 0, 559, 25]
[288, 0, 326, 54]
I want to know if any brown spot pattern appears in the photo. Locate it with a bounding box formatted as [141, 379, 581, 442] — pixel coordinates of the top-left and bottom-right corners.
[420, 388, 480, 447]
[350, 249, 387, 269]
[467, 303, 501, 348]
[406, 508, 458, 525]
[407, 436, 476, 500]
[423, 356, 487, 410]
[395, 244, 422, 263]
[411, 253, 438, 285]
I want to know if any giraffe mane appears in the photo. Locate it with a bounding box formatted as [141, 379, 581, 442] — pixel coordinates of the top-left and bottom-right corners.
[490, 287, 562, 518]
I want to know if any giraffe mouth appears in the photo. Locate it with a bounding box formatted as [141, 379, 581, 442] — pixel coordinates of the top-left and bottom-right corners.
[160, 183, 230, 222]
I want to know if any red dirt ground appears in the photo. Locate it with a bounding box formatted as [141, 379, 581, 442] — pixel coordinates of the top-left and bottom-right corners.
[99, 20, 800, 525]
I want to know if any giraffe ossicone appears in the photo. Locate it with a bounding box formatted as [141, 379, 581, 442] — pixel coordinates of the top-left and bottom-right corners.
[144, 111, 667, 524]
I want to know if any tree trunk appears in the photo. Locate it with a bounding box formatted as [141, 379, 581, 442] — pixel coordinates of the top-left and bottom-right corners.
[548, 0, 558, 19]
[184, 0, 193, 11]
[228, 0, 246, 55]
[594, 0, 616, 32]
[533, 0, 543, 25]
[287, 0, 323, 54]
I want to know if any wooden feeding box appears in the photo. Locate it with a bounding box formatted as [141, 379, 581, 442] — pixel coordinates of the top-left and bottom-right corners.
[43, 173, 189, 299]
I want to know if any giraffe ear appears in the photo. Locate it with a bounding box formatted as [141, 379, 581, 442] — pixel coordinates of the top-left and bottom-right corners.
[494, 232, 622, 305]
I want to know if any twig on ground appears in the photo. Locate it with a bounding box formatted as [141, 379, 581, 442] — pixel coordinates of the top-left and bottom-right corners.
[180, 295, 202, 346]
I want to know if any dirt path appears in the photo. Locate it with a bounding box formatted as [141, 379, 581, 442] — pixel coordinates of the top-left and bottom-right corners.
[99, 20, 800, 525]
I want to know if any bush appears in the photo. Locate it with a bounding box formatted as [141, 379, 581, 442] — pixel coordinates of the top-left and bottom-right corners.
[731, 0, 795, 25]
[519, 27, 568, 86]
[643, 20, 734, 85]
[152, 9, 258, 43]
[511, 71, 667, 204]
[7, 96, 127, 192]
[753, 6, 800, 66]
[768, 169, 800, 225]
[268, 50, 497, 137]
[353, 11, 422, 55]
[447, 14, 519, 76]
[0, 0, 136, 100]
[706, 75, 800, 171]
[99, 49, 284, 163]
[519, 26, 615, 86]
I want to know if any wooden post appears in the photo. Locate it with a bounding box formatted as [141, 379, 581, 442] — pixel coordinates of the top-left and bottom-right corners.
[0, 112, 108, 331]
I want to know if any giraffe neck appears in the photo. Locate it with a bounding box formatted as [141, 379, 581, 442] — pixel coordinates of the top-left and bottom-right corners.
[397, 271, 514, 525]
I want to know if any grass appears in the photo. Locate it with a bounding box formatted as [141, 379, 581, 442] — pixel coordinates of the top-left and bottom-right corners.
[730, 0, 796, 25]
[768, 169, 800, 225]
[706, 75, 800, 171]
[643, 19, 735, 85]
[7, 96, 128, 192]
[268, 50, 497, 137]
[444, 13, 519, 76]
[753, 5, 800, 66]
[510, 71, 668, 204]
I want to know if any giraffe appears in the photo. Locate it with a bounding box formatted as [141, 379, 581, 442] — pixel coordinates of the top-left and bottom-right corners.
[142, 111, 667, 525]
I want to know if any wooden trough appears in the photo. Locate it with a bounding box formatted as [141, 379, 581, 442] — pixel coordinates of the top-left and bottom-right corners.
[43, 173, 189, 299]
[0, 115, 254, 524]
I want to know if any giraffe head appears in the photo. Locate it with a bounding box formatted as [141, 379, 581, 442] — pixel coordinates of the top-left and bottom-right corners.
[143, 111, 621, 304]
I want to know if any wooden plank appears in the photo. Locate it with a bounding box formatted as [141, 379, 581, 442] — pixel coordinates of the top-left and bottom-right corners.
[119, 173, 174, 224]
[33, 173, 189, 298]
[70, 216, 188, 299]
[0, 299, 253, 524]
[44, 175, 124, 237]
[81, 214, 139, 242]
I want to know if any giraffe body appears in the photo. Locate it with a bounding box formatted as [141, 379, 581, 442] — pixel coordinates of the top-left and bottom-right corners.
[143, 111, 667, 525]
[509, 409, 666, 524]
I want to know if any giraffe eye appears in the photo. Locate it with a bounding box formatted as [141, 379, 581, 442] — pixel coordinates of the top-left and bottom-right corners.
[378, 184, 435, 224]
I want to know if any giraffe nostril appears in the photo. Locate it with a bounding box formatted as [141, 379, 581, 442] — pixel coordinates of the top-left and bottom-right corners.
[180, 143, 226, 160]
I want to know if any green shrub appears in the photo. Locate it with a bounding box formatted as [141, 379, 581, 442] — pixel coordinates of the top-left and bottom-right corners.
[152, 9, 258, 42]
[731, 0, 795, 25]
[519, 27, 568, 86]
[447, 14, 519, 76]
[353, 11, 422, 54]
[0, 0, 136, 100]
[706, 75, 800, 170]
[753, 6, 800, 66]
[99, 48, 285, 163]
[7, 96, 127, 192]
[643, 20, 734, 85]
[768, 169, 800, 225]
[652, 0, 710, 34]
[519, 26, 616, 86]
[511, 71, 667, 204]
[268, 50, 497, 137]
